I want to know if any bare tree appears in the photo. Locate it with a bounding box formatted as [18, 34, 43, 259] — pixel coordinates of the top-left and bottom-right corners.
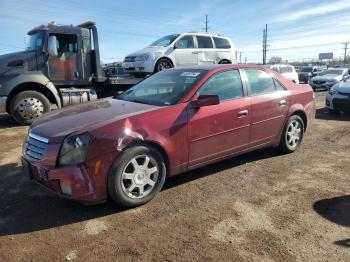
[268, 56, 283, 64]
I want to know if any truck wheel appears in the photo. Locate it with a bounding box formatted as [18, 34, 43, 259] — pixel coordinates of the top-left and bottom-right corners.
[154, 58, 173, 72]
[10, 91, 51, 125]
[108, 145, 166, 207]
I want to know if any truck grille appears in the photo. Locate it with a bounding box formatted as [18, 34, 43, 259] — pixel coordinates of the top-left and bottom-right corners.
[24, 132, 49, 161]
[124, 56, 136, 62]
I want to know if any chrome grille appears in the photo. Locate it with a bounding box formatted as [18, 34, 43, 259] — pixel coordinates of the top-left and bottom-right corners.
[24, 132, 48, 161]
[124, 56, 136, 62]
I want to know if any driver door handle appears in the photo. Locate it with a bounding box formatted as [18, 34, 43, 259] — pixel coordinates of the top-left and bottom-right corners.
[237, 110, 248, 117]
[279, 100, 287, 106]
[192, 51, 200, 54]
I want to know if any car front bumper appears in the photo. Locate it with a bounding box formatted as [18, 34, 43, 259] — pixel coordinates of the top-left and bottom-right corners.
[310, 82, 337, 90]
[0, 96, 7, 113]
[22, 154, 115, 203]
[326, 94, 350, 111]
[122, 60, 155, 74]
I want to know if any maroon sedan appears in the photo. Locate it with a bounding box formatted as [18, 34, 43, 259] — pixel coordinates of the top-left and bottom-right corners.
[22, 65, 315, 207]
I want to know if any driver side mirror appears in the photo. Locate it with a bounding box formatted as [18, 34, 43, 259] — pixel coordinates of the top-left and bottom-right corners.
[47, 36, 58, 57]
[190, 95, 220, 109]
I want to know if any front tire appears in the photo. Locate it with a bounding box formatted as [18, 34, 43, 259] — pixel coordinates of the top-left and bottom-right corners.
[10, 90, 51, 125]
[279, 115, 304, 153]
[154, 58, 173, 73]
[108, 145, 166, 207]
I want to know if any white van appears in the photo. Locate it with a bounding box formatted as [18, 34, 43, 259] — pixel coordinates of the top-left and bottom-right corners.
[123, 33, 237, 75]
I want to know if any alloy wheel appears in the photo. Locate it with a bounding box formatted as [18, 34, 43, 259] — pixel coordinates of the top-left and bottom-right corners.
[121, 155, 159, 199]
[286, 119, 302, 148]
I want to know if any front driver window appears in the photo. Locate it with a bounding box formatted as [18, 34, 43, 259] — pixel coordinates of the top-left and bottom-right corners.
[197, 70, 243, 101]
[176, 35, 194, 48]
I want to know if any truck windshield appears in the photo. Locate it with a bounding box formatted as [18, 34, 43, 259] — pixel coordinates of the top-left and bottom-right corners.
[149, 34, 179, 47]
[117, 69, 206, 106]
[27, 32, 43, 51]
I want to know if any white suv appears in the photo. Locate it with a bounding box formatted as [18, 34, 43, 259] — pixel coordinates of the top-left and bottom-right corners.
[123, 33, 237, 75]
[269, 64, 299, 84]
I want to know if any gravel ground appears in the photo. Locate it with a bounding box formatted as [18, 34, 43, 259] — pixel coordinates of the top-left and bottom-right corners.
[0, 92, 350, 261]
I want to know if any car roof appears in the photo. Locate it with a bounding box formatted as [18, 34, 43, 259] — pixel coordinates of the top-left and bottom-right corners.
[269, 64, 294, 68]
[181, 32, 228, 38]
[170, 64, 270, 72]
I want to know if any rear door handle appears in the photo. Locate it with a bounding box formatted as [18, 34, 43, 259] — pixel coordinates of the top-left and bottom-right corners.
[192, 51, 200, 54]
[237, 110, 248, 117]
[279, 100, 287, 106]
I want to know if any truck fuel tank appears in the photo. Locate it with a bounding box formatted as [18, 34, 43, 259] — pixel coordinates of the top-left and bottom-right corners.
[59, 87, 98, 107]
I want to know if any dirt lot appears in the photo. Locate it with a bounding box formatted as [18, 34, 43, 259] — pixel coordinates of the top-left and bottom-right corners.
[0, 92, 349, 261]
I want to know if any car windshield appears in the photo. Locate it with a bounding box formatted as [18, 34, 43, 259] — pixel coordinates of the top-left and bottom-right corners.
[318, 69, 344, 76]
[117, 69, 206, 106]
[27, 31, 43, 51]
[300, 67, 312, 72]
[149, 34, 179, 47]
[280, 66, 293, 73]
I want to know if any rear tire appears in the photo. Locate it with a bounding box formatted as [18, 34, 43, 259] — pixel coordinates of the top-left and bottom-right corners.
[219, 59, 231, 64]
[279, 115, 304, 153]
[10, 90, 51, 125]
[108, 145, 166, 207]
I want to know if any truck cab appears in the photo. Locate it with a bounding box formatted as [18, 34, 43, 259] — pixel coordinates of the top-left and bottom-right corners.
[0, 21, 134, 125]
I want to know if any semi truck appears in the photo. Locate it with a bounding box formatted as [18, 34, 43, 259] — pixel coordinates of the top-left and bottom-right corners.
[0, 21, 141, 125]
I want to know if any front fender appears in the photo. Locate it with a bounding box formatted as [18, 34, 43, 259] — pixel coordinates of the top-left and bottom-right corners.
[0, 72, 61, 108]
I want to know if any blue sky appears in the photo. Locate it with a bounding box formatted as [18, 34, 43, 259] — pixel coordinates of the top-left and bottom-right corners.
[0, 0, 349, 63]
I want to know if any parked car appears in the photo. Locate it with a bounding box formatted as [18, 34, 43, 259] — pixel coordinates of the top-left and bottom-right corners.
[103, 62, 128, 78]
[123, 33, 237, 76]
[326, 78, 350, 113]
[269, 64, 299, 84]
[309, 68, 349, 91]
[22, 65, 315, 207]
[298, 66, 324, 83]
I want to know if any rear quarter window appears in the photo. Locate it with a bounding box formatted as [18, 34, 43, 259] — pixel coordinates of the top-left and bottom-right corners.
[213, 37, 231, 49]
[245, 69, 276, 95]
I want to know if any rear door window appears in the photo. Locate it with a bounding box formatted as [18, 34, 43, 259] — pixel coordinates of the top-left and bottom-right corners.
[213, 37, 231, 49]
[196, 36, 213, 48]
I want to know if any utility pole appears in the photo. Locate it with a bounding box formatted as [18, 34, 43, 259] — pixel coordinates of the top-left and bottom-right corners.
[203, 14, 209, 33]
[239, 51, 243, 63]
[262, 24, 268, 64]
[343, 42, 349, 65]
[244, 57, 247, 64]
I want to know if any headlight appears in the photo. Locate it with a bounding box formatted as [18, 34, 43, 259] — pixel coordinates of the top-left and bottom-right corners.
[58, 132, 94, 166]
[135, 54, 150, 62]
[329, 88, 337, 96]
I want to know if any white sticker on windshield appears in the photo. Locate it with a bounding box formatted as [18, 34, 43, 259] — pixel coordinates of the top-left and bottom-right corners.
[180, 72, 201, 77]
